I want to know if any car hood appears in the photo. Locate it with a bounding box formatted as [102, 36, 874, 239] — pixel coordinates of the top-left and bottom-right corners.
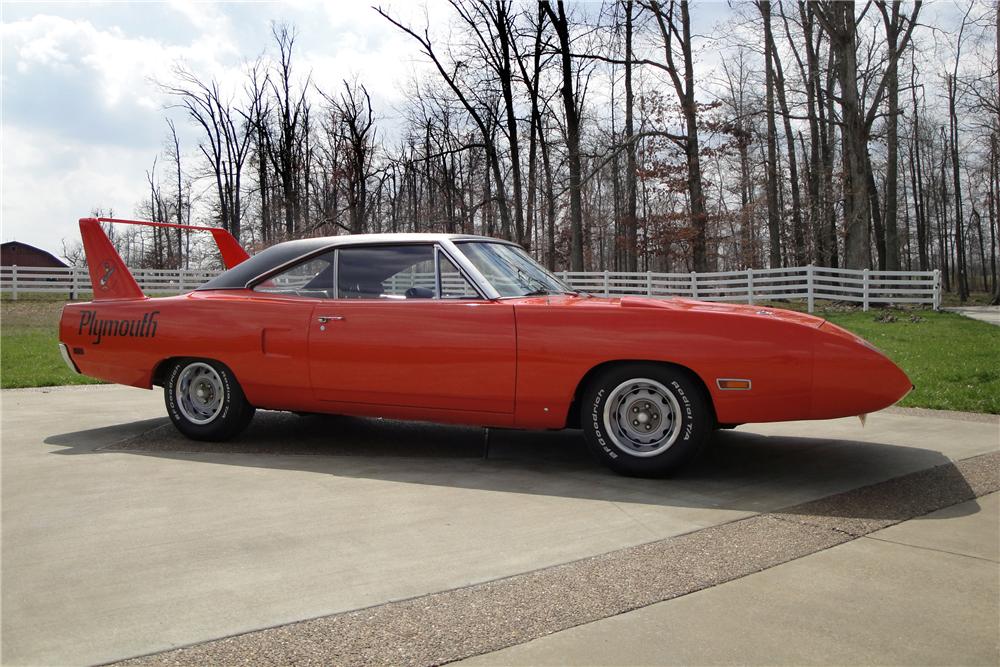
[508, 294, 826, 328]
[619, 296, 826, 328]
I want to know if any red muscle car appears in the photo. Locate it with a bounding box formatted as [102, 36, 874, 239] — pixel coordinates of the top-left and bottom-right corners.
[58, 217, 912, 476]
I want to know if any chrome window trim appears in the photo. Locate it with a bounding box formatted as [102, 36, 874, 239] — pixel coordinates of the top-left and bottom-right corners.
[439, 239, 502, 300]
[449, 239, 572, 297]
[332, 248, 339, 299]
[244, 238, 500, 301]
[331, 242, 438, 301]
[433, 245, 442, 298]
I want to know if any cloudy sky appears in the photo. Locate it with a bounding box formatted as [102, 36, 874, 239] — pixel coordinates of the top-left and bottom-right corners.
[0, 1, 975, 258]
[1, 0, 450, 255]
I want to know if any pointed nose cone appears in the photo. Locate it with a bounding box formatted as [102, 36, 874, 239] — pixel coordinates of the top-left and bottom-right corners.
[810, 322, 913, 420]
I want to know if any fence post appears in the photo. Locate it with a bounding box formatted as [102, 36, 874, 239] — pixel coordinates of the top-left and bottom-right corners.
[179, 269, 188, 294]
[603, 271, 610, 297]
[806, 264, 815, 313]
[690, 271, 698, 299]
[646, 270, 653, 297]
[862, 268, 870, 312]
[747, 268, 754, 305]
[933, 269, 941, 310]
[11, 265, 17, 301]
[70, 267, 79, 301]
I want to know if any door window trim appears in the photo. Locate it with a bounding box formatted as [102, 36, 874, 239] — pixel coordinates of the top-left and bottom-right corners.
[246, 240, 493, 301]
[330, 243, 488, 301]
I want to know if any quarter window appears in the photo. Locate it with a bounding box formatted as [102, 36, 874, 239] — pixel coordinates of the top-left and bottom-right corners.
[439, 254, 481, 299]
[254, 251, 335, 298]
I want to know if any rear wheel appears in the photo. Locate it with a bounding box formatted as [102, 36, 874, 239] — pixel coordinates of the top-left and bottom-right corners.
[165, 359, 255, 441]
[581, 364, 711, 477]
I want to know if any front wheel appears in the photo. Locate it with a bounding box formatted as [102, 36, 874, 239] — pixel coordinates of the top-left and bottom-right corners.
[581, 364, 712, 477]
[165, 359, 255, 441]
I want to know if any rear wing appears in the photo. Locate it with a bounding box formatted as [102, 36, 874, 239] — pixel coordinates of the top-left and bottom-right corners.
[79, 217, 250, 301]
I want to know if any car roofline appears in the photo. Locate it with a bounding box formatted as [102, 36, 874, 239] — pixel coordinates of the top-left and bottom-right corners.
[196, 234, 519, 293]
[313, 233, 512, 246]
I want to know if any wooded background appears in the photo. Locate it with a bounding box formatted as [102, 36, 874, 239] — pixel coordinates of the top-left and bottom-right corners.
[66, 1, 1000, 303]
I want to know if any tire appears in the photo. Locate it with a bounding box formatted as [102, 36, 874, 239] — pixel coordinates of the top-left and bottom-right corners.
[581, 364, 712, 477]
[165, 359, 255, 441]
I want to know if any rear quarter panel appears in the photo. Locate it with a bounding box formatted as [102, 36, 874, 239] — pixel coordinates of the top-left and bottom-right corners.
[59, 291, 313, 407]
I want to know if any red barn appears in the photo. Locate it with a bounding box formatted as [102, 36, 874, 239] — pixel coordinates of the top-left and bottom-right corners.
[1, 242, 68, 268]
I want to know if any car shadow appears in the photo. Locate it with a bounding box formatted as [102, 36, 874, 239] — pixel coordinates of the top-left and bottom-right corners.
[44, 410, 980, 521]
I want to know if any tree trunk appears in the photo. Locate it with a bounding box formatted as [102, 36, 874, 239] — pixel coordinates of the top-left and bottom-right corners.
[769, 2, 805, 265]
[817, 0, 871, 269]
[760, 0, 782, 269]
[496, 0, 527, 247]
[624, 0, 638, 272]
[543, 1, 585, 270]
[947, 76, 968, 300]
[867, 151, 887, 270]
[882, 0, 902, 270]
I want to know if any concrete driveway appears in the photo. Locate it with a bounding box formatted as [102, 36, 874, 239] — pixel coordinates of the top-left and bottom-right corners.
[945, 305, 1000, 326]
[1, 385, 998, 666]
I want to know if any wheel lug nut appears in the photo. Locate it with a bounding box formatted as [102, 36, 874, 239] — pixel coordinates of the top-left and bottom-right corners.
[633, 420, 639, 426]
[645, 424, 651, 430]
[632, 407, 638, 413]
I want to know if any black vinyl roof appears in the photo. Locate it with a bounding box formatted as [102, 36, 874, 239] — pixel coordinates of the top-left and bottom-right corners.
[197, 238, 332, 290]
[196, 233, 503, 291]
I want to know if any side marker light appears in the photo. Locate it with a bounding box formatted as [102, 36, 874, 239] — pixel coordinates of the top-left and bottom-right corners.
[717, 378, 752, 390]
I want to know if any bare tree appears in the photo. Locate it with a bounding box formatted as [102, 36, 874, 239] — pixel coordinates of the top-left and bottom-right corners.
[640, 0, 711, 272]
[541, 0, 586, 270]
[324, 80, 378, 234]
[267, 24, 311, 238]
[165, 118, 186, 266]
[161, 66, 253, 242]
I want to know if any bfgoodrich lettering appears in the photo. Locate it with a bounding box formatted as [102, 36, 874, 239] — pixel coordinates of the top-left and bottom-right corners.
[78, 310, 159, 344]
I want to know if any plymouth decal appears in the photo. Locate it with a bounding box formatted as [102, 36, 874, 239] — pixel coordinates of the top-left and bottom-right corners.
[78, 310, 159, 344]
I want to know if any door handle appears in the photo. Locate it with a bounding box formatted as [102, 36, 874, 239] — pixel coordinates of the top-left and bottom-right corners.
[317, 315, 345, 323]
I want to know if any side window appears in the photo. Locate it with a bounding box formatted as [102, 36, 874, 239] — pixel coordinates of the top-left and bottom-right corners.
[254, 251, 335, 298]
[338, 245, 436, 299]
[335, 244, 483, 300]
[439, 254, 481, 299]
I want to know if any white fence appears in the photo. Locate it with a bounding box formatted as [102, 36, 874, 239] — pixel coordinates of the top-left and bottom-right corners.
[1, 264, 940, 312]
[0, 266, 217, 300]
[557, 266, 942, 312]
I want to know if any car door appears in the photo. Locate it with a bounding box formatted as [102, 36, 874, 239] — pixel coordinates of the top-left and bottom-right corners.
[307, 243, 517, 414]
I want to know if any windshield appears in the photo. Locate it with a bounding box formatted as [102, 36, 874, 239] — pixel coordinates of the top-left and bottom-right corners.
[456, 241, 576, 298]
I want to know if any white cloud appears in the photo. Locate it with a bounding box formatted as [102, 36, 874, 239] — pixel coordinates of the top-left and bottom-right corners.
[4, 14, 232, 108]
[1, 125, 157, 253]
[0, 7, 251, 253]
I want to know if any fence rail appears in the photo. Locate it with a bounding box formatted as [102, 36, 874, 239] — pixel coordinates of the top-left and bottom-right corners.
[1, 264, 940, 312]
[556, 265, 941, 311]
[0, 266, 218, 300]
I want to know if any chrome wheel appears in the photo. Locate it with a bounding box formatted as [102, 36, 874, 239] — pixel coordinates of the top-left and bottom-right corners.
[602, 378, 683, 457]
[175, 362, 225, 425]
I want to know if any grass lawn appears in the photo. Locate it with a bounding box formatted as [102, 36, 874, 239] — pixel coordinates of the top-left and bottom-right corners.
[2, 298, 997, 414]
[1, 301, 102, 388]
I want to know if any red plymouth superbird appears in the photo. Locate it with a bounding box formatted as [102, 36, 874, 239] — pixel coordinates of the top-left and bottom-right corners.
[59, 218, 912, 476]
